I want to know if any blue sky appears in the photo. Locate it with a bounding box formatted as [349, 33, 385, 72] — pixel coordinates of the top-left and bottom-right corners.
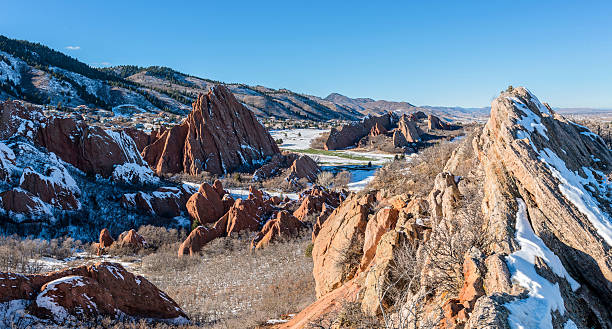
[1, 1, 611, 108]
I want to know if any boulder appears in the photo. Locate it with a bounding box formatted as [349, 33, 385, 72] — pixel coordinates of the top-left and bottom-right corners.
[287, 155, 320, 183]
[142, 86, 279, 176]
[117, 229, 147, 249]
[186, 181, 226, 225]
[0, 262, 187, 324]
[250, 210, 304, 249]
[36, 117, 145, 177]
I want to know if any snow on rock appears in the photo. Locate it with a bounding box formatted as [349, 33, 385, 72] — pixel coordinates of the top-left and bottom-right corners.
[111, 163, 160, 186]
[0, 141, 16, 181]
[19, 165, 81, 210]
[538, 147, 612, 246]
[505, 199, 579, 329]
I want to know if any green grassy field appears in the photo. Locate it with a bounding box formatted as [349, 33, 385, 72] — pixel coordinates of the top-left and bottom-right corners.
[283, 148, 375, 161]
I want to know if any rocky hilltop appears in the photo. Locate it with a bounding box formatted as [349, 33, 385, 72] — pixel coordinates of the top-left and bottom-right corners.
[324, 111, 455, 152]
[142, 85, 280, 175]
[281, 87, 612, 328]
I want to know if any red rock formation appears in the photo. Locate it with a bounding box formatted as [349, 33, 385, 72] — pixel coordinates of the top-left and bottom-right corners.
[142, 86, 279, 176]
[0, 262, 187, 324]
[250, 210, 304, 249]
[428, 114, 449, 130]
[121, 184, 195, 218]
[359, 207, 399, 270]
[252, 152, 299, 182]
[186, 181, 227, 225]
[324, 113, 394, 150]
[178, 186, 278, 256]
[99, 228, 114, 248]
[36, 117, 145, 177]
[287, 155, 320, 182]
[406, 110, 427, 121]
[369, 122, 388, 136]
[123, 127, 163, 152]
[117, 229, 147, 249]
[19, 166, 80, 210]
[0, 100, 45, 140]
[293, 187, 344, 222]
[393, 114, 422, 147]
[177, 225, 225, 256]
[0, 188, 53, 220]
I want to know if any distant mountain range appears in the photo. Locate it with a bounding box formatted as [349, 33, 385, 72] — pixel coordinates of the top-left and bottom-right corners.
[1, 35, 608, 122]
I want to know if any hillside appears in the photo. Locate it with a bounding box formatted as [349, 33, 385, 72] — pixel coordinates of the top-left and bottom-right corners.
[0, 35, 363, 121]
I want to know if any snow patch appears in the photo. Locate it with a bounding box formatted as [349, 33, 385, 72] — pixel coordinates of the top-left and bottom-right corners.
[505, 198, 579, 329]
[111, 163, 159, 186]
[538, 148, 612, 245]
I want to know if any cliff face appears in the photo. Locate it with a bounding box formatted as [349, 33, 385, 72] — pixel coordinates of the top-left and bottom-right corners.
[143, 85, 280, 175]
[473, 87, 612, 327]
[283, 87, 612, 329]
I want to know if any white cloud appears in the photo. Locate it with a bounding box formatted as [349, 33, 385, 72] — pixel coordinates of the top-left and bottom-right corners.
[65, 46, 80, 50]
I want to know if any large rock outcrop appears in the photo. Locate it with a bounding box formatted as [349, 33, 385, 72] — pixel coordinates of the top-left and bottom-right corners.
[393, 114, 422, 147]
[120, 184, 196, 218]
[0, 100, 45, 140]
[324, 113, 394, 150]
[142, 86, 280, 175]
[312, 192, 376, 297]
[472, 87, 612, 327]
[178, 187, 279, 256]
[186, 180, 229, 225]
[37, 117, 145, 177]
[0, 262, 188, 325]
[285, 87, 612, 329]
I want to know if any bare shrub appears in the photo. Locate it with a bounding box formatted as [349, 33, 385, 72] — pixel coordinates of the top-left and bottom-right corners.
[333, 171, 351, 190]
[310, 132, 330, 150]
[423, 178, 486, 295]
[0, 235, 83, 273]
[316, 170, 350, 190]
[316, 171, 335, 188]
[368, 131, 476, 197]
[137, 225, 187, 250]
[141, 234, 315, 328]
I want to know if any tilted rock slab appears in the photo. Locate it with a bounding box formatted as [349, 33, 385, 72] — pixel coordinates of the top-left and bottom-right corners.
[143, 86, 279, 175]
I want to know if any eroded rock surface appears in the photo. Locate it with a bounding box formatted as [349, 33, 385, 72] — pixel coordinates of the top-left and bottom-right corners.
[0, 262, 187, 325]
[143, 86, 279, 175]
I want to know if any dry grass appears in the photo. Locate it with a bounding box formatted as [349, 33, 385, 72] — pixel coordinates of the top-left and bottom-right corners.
[367, 127, 479, 197]
[140, 234, 315, 328]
